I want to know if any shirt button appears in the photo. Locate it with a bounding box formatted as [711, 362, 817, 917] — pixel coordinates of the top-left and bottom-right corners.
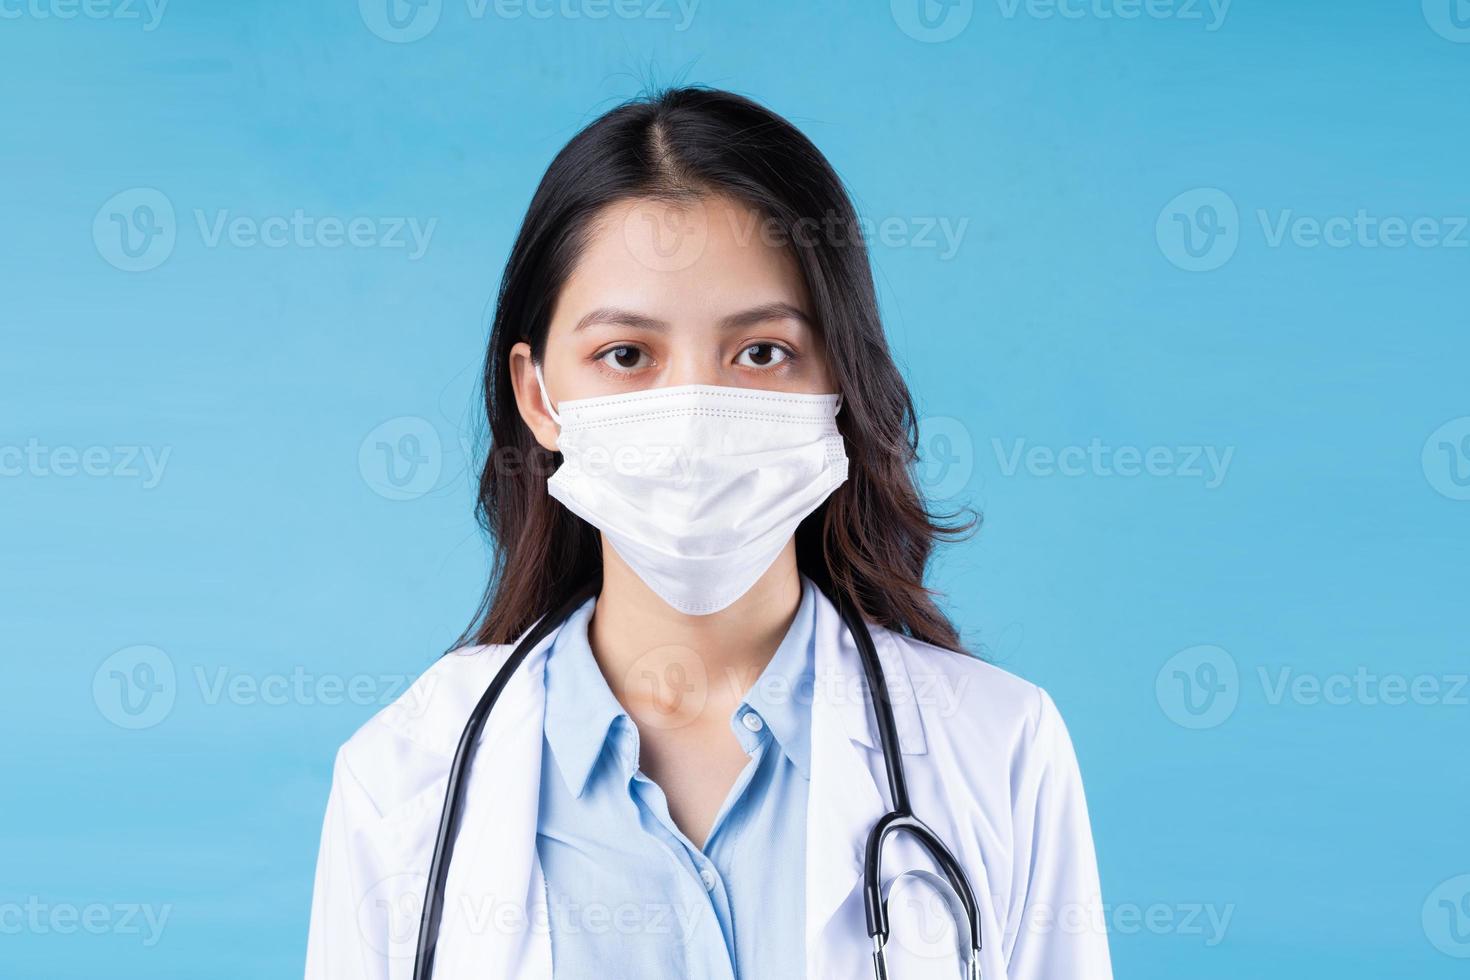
[699, 868, 717, 890]
[741, 712, 764, 733]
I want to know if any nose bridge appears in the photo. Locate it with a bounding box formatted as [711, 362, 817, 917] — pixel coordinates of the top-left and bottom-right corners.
[661, 329, 729, 387]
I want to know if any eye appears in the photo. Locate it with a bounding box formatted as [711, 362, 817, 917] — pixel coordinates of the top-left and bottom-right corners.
[735, 343, 791, 369]
[595, 345, 651, 372]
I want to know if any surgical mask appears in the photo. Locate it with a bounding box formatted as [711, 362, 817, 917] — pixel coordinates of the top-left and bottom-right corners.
[535, 364, 848, 615]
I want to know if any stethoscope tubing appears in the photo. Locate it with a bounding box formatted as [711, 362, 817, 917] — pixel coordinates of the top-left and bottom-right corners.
[412, 584, 983, 980]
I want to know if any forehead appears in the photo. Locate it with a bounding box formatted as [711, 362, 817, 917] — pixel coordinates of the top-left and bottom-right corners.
[555, 193, 810, 321]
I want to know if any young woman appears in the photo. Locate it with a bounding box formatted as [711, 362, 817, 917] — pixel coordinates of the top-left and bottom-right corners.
[306, 87, 1111, 980]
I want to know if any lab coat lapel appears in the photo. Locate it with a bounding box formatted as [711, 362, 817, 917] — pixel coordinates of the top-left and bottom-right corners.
[804, 590, 921, 979]
[805, 688, 885, 977]
[433, 636, 554, 980]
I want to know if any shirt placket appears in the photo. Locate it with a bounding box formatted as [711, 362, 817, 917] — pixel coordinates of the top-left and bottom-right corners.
[619, 713, 774, 980]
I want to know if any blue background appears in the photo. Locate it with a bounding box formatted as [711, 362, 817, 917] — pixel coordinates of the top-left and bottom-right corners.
[3, 0, 1467, 976]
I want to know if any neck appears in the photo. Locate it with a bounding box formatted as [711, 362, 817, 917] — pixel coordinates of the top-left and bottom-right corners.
[589, 539, 803, 717]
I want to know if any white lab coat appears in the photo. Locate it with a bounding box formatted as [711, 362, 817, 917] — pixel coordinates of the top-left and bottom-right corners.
[305, 588, 1112, 979]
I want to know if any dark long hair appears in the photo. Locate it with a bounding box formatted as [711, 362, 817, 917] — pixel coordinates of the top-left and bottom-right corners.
[458, 87, 973, 651]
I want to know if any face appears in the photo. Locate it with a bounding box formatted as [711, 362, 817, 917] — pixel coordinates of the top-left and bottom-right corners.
[510, 193, 836, 452]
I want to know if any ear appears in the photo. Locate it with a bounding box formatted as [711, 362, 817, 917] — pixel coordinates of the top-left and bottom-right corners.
[508, 341, 560, 453]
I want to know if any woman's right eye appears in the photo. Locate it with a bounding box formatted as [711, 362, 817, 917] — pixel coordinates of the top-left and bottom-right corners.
[595, 345, 649, 371]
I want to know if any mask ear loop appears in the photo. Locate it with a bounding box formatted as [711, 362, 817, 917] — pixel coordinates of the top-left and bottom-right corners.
[533, 362, 562, 427]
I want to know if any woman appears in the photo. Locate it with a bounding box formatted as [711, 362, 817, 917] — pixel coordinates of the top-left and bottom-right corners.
[306, 87, 1111, 980]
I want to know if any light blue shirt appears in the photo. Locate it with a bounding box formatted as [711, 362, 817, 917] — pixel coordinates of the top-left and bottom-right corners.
[536, 580, 816, 980]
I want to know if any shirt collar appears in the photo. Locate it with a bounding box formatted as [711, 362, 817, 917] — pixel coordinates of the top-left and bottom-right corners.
[541, 595, 627, 799]
[737, 576, 817, 779]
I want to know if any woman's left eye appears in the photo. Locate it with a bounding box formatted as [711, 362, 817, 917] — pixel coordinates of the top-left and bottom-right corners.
[735, 343, 790, 369]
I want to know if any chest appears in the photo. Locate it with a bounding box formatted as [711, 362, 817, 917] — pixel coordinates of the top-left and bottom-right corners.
[534, 728, 811, 980]
[637, 717, 754, 847]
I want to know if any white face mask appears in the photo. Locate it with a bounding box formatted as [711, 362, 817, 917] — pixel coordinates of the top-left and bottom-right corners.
[535, 364, 848, 615]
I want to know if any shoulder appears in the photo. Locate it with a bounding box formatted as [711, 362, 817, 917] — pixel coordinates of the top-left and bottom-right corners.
[326, 643, 516, 819]
[883, 629, 1075, 770]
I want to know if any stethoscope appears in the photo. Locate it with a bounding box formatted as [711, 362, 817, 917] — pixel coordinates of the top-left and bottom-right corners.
[412, 583, 984, 980]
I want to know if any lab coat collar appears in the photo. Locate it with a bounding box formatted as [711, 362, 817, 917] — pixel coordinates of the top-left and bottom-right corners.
[431, 625, 559, 979]
[810, 580, 929, 757]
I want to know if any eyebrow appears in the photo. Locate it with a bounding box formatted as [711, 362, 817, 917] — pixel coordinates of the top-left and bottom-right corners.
[572, 302, 812, 333]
